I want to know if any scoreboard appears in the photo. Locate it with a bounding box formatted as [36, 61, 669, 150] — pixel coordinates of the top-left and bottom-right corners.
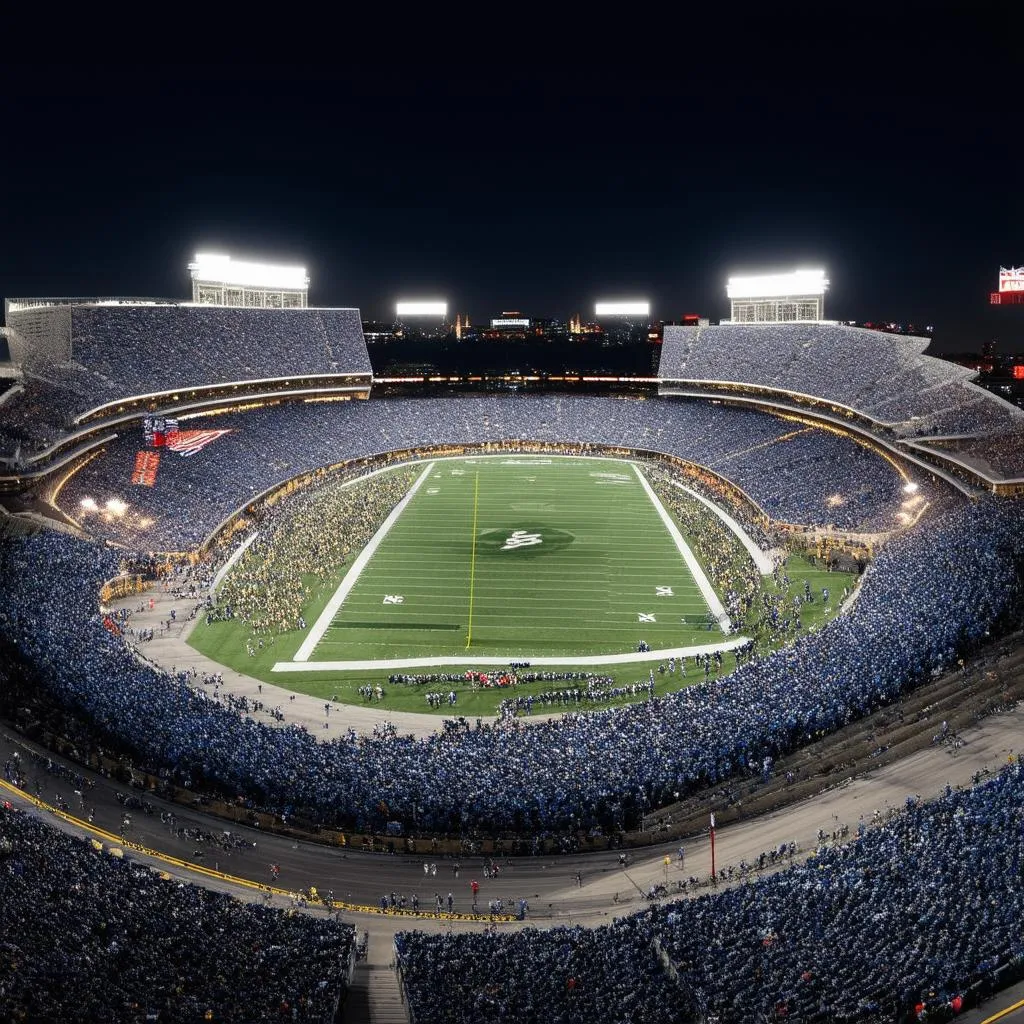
[990, 267, 1024, 305]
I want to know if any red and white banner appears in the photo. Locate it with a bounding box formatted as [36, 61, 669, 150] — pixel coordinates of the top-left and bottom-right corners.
[165, 429, 232, 457]
[131, 450, 161, 486]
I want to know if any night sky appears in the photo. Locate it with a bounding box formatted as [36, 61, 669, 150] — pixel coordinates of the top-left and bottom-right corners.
[1, 38, 1021, 353]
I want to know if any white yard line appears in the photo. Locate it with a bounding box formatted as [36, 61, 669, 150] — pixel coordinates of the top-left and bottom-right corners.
[273, 636, 749, 673]
[292, 461, 436, 662]
[632, 464, 732, 633]
[671, 482, 775, 575]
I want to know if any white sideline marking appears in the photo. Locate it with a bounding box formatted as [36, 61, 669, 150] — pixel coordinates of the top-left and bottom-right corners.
[672, 482, 775, 576]
[632, 465, 732, 633]
[292, 462, 436, 662]
[211, 531, 259, 593]
[272, 636, 750, 673]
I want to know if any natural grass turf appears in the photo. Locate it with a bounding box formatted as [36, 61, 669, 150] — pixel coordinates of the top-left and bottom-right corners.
[188, 456, 856, 715]
[314, 456, 716, 658]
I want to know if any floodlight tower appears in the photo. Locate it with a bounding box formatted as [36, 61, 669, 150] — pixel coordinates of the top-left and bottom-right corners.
[594, 300, 651, 345]
[395, 300, 449, 340]
[725, 269, 829, 323]
[189, 253, 309, 308]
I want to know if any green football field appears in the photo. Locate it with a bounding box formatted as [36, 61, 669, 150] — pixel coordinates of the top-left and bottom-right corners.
[188, 453, 856, 712]
[295, 455, 724, 663]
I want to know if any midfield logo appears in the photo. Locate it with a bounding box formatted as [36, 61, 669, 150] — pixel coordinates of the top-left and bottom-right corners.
[383, 595, 405, 604]
[501, 530, 543, 550]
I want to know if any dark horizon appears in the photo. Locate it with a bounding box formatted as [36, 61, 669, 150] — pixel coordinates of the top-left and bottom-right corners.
[2, 51, 1021, 355]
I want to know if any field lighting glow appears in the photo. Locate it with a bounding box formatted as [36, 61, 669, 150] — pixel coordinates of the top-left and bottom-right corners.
[396, 301, 447, 317]
[105, 498, 128, 516]
[595, 301, 650, 316]
[189, 253, 309, 291]
[727, 269, 829, 299]
[79, 497, 98, 511]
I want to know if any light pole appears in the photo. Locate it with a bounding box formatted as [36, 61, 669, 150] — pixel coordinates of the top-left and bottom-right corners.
[710, 812, 717, 881]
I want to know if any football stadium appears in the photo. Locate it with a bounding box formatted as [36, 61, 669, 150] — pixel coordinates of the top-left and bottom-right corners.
[1, 258, 1024, 1024]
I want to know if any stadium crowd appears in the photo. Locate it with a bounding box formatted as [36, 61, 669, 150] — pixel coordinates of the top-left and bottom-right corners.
[658, 323, 1023, 436]
[0, 495, 1020, 839]
[647, 471, 762, 627]
[54, 393, 911, 550]
[396, 914, 678, 1023]
[0, 803, 354, 1023]
[4, 305, 372, 430]
[926, 426, 1024, 479]
[396, 758, 1024, 1024]
[212, 466, 417, 634]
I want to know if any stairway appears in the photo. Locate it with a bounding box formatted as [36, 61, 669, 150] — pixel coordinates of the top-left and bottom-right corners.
[343, 960, 409, 1024]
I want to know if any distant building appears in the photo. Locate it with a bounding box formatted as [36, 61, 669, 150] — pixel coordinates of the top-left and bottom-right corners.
[362, 321, 400, 344]
[480, 314, 569, 340]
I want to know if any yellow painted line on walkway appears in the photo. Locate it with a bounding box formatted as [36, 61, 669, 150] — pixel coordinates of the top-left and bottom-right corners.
[981, 997, 1024, 1024]
[0, 779, 513, 921]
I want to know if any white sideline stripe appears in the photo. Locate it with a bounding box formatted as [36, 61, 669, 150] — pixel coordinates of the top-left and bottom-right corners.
[632, 465, 732, 633]
[211, 531, 259, 593]
[272, 636, 750, 673]
[672, 482, 775, 576]
[292, 462, 436, 662]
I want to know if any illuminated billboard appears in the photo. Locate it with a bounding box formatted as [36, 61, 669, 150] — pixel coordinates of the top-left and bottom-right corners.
[595, 301, 650, 316]
[396, 301, 447, 317]
[727, 269, 828, 299]
[491, 318, 530, 328]
[999, 267, 1024, 293]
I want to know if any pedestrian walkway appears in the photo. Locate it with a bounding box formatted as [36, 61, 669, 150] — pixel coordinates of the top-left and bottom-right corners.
[343, 948, 408, 1023]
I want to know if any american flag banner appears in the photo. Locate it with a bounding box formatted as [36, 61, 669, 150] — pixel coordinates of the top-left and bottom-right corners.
[165, 429, 232, 457]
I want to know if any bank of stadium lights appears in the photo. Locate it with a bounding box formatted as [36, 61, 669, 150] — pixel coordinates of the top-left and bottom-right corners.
[903, 482, 920, 494]
[726, 269, 829, 299]
[595, 301, 650, 316]
[78, 497, 151, 529]
[188, 253, 309, 291]
[396, 301, 448, 317]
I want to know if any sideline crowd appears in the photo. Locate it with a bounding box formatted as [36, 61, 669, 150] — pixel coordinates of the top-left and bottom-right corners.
[0, 498, 1020, 841]
[212, 468, 416, 634]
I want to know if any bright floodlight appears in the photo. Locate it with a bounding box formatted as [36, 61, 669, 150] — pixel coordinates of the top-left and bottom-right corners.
[189, 253, 309, 291]
[105, 498, 128, 516]
[396, 301, 447, 317]
[595, 301, 650, 316]
[80, 497, 98, 511]
[727, 269, 829, 299]
[903, 482, 919, 494]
